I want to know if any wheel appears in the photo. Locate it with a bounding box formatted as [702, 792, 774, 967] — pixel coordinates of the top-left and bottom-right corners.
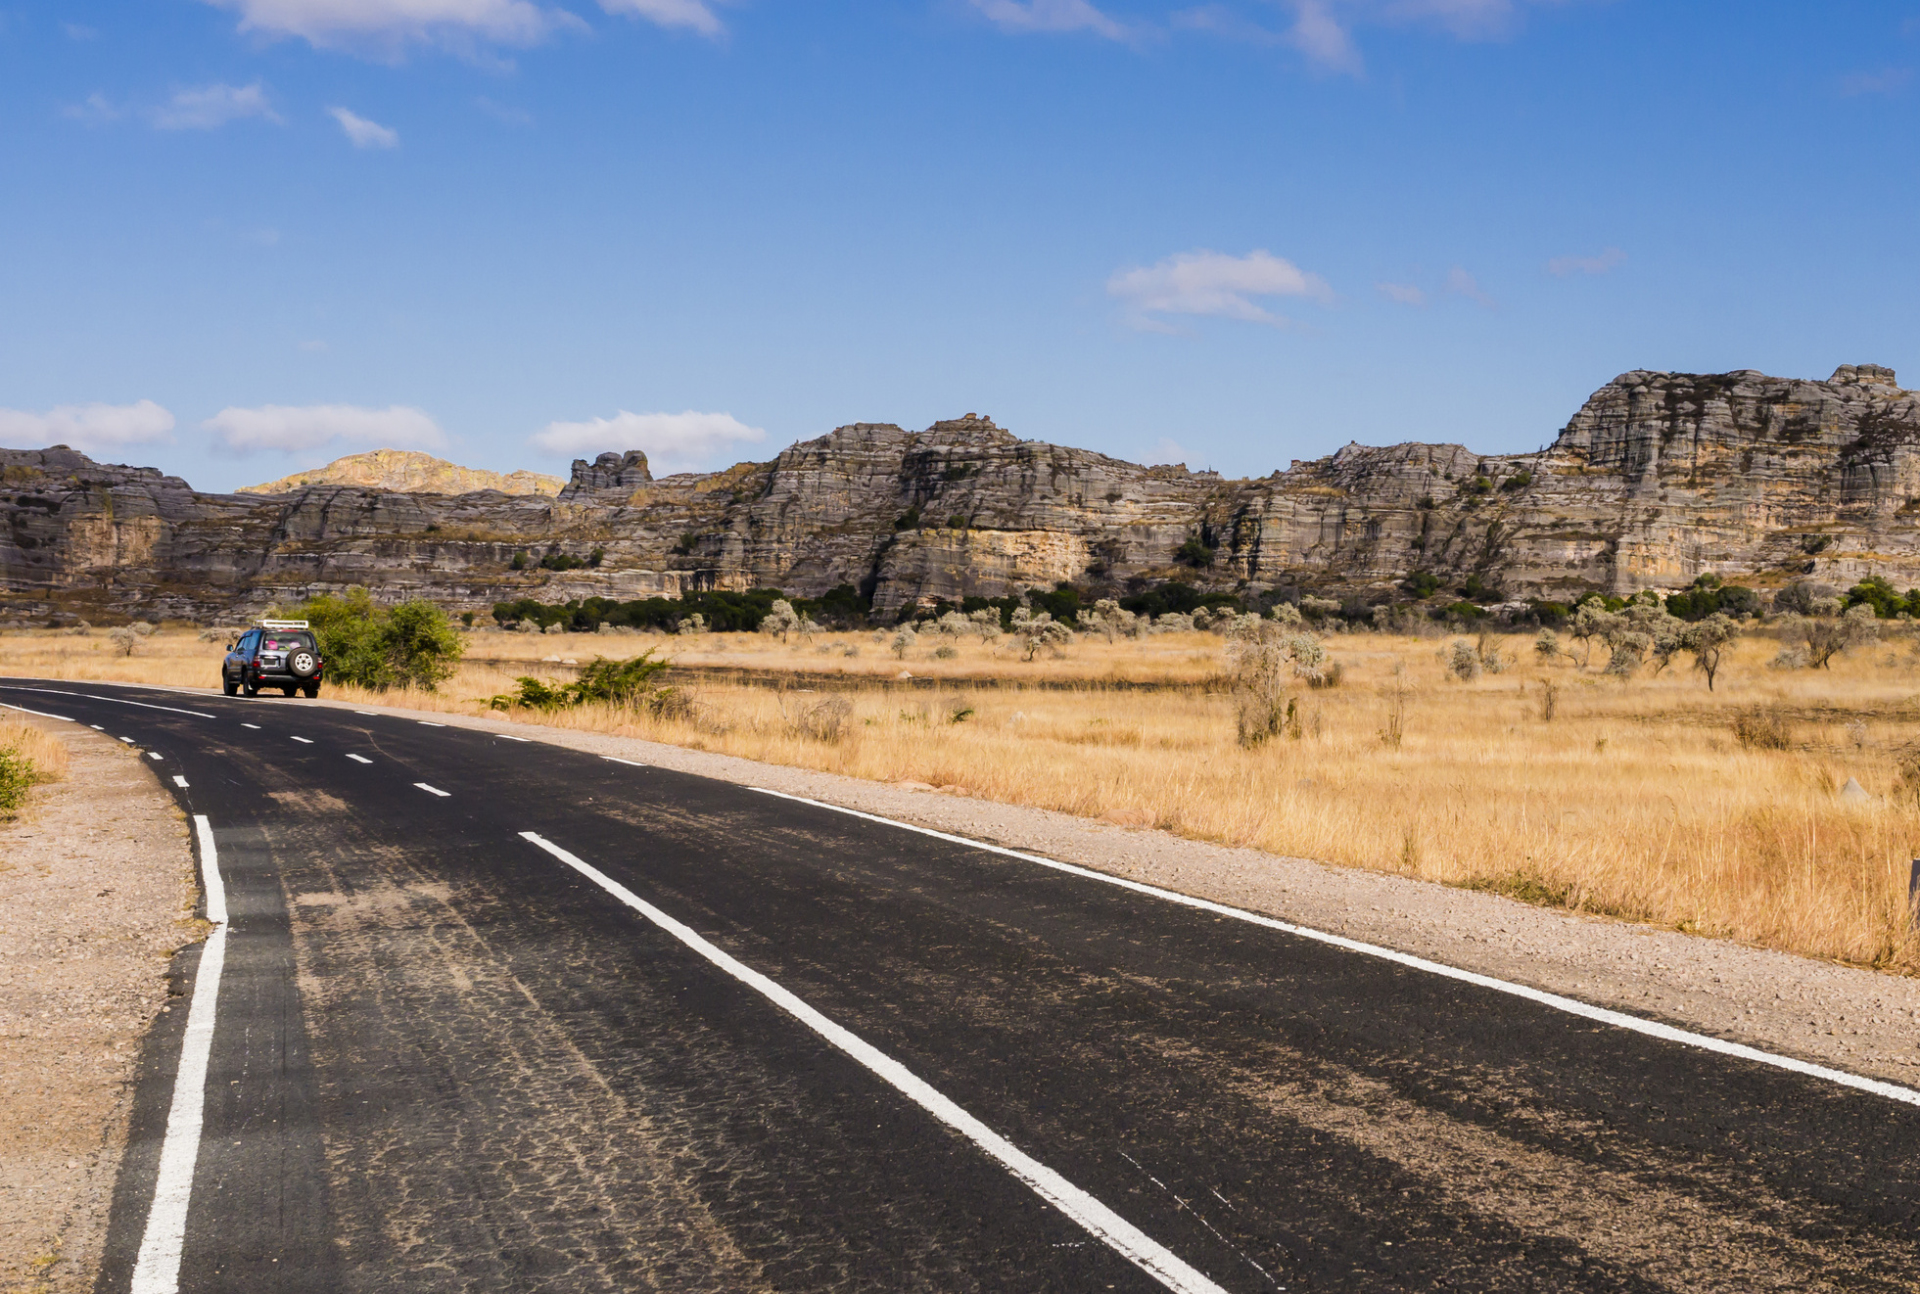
[281, 686, 297, 697]
[301, 684, 320, 699]
[289, 649, 319, 683]
[242, 676, 258, 698]
[222, 673, 238, 697]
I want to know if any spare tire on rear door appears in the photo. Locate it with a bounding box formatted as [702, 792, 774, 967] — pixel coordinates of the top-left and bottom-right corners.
[289, 647, 319, 680]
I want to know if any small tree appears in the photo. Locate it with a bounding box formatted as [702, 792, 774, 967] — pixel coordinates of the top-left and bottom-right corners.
[1681, 613, 1738, 690]
[1445, 639, 1480, 681]
[891, 626, 917, 659]
[1533, 628, 1562, 664]
[760, 599, 802, 643]
[1802, 603, 1879, 669]
[109, 626, 139, 656]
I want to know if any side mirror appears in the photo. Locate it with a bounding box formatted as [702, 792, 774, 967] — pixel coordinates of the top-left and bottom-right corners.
[226, 642, 235, 651]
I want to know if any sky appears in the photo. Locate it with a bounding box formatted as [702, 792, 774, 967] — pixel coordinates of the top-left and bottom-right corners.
[3, 1, 1919, 492]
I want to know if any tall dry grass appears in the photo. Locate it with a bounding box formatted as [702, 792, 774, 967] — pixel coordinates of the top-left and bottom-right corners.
[12, 623, 1920, 970]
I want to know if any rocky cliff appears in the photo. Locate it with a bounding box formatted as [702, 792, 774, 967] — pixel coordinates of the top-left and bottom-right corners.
[5, 366, 1919, 621]
[239, 449, 564, 498]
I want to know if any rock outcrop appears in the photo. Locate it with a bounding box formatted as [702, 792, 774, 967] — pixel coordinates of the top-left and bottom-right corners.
[239, 449, 564, 498]
[6, 365, 1920, 620]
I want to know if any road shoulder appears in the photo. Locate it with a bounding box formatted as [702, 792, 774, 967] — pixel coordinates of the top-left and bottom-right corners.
[0, 719, 196, 1293]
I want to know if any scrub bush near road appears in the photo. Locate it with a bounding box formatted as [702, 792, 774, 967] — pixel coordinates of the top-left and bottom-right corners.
[488, 651, 677, 714]
[0, 713, 68, 818]
[283, 587, 465, 692]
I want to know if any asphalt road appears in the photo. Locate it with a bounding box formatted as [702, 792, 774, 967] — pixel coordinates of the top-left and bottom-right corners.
[13, 678, 1920, 1293]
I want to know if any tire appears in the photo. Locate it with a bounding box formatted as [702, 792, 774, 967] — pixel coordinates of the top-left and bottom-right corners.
[223, 674, 238, 697]
[302, 684, 320, 699]
[242, 675, 259, 698]
[289, 649, 319, 680]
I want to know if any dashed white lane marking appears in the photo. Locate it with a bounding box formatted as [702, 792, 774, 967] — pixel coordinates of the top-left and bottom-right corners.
[90, 724, 104, 730]
[346, 754, 372, 765]
[172, 775, 189, 788]
[602, 756, 647, 767]
[120, 736, 135, 745]
[241, 724, 260, 730]
[749, 787, 1920, 1110]
[0, 701, 74, 723]
[418, 721, 446, 728]
[414, 782, 450, 797]
[518, 831, 1226, 1294]
[0, 686, 214, 719]
[148, 752, 164, 760]
[290, 736, 313, 744]
[129, 815, 226, 1294]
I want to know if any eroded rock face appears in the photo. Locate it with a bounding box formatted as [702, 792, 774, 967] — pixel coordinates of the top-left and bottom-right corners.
[7, 366, 1920, 620]
[239, 450, 564, 498]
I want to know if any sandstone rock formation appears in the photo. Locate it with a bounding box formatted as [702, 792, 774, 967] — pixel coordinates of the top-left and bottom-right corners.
[5, 365, 1920, 621]
[239, 449, 563, 498]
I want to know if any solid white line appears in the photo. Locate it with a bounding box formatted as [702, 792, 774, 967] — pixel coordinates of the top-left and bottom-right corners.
[355, 711, 379, 716]
[240, 724, 260, 730]
[0, 685, 214, 719]
[497, 734, 531, 743]
[415, 782, 450, 797]
[148, 752, 164, 760]
[602, 756, 647, 767]
[346, 754, 372, 765]
[173, 775, 189, 788]
[290, 736, 313, 744]
[518, 831, 1224, 1294]
[0, 701, 74, 722]
[747, 786, 1920, 1110]
[418, 721, 446, 728]
[129, 815, 227, 1294]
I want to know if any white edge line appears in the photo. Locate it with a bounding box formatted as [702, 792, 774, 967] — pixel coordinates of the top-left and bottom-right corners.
[746, 786, 1920, 1110]
[0, 701, 74, 722]
[418, 721, 446, 727]
[602, 756, 647, 767]
[414, 782, 450, 797]
[497, 734, 531, 742]
[0, 685, 215, 719]
[129, 814, 226, 1294]
[517, 830, 1223, 1294]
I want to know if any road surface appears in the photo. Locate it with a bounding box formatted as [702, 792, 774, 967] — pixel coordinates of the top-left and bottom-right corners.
[9, 678, 1919, 1293]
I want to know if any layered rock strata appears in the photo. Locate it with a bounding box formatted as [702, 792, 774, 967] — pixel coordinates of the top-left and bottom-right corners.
[5, 367, 1920, 620]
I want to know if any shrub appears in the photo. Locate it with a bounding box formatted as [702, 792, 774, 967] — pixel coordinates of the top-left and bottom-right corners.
[0, 747, 37, 816]
[1176, 536, 1216, 568]
[285, 587, 465, 692]
[489, 652, 674, 713]
[108, 626, 139, 656]
[510, 550, 528, 570]
[1401, 570, 1442, 599]
[1445, 639, 1480, 681]
[786, 695, 852, 743]
[1534, 628, 1561, 663]
[1732, 709, 1793, 751]
[891, 626, 918, 659]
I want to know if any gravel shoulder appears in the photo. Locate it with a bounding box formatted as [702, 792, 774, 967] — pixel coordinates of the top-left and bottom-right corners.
[0, 720, 195, 1294]
[285, 692, 1920, 1093]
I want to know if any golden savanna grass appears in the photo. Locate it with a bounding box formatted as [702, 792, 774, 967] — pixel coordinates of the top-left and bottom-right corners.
[13, 622, 1920, 972]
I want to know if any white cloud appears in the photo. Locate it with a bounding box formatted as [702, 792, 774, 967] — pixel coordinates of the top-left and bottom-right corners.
[329, 106, 400, 148]
[1108, 249, 1333, 330]
[1145, 437, 1188, 466]
[0, 400, 176, 454]
[599, 0, 724, 37]
[970, 0, 1130, 41]
[1445, 265, 1493, 307]
[1286, 0, 1362, 73]
[1840, 67, 1912, 97]
[204, 404, 446, 455]
[1547, 246, 1626, 277]
[63, 93, 121, 124]
[1376, 281, 1426, 306]
[201, 0, 573, 56]
[530, 410, 766, 475]
[151, 83, 281, 130]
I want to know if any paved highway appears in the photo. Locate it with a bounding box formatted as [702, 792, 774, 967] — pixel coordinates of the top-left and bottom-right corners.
[10, 677, 1920, 1293]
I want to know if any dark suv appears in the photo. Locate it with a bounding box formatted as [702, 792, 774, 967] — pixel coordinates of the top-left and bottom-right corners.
[224, 622, 324, 698]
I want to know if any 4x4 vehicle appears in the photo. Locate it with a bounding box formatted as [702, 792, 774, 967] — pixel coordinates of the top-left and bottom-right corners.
[224, 620, 324, 698]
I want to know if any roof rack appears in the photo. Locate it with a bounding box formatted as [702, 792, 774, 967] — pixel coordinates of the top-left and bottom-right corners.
[257, 618, 310, 630]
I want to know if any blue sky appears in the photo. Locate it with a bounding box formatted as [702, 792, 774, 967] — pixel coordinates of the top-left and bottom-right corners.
[2, 0, 1918, 491]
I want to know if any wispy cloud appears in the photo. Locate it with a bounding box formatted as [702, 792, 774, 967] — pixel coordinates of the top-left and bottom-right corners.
[63, 93, 121, 125]
[1547, 246, 1625, 277]
[151, 82, 281, 130]
[205, 404, 446, 455]
[531, 410, 766, 475]
[1376, 281, 1426, 306]
[1839, 67, 1912, 97]
[1285, 0, 1362, 73]
[329, 106, 400, 148]
[475, 96, 533, 125]
[969, 0, 1132, 41]
[1183, 0, 1544, 73]
[0, 400, 176, 454]
[200, 0, 578, 58]
[598, 0, 725, 37]
[1445, 265, 1493, 307]
[1109, 249, 1333, 331]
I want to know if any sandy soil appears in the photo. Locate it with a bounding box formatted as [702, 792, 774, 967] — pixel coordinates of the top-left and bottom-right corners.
[0, 722, 194, 1293]
[281, 691, 1920, 1092]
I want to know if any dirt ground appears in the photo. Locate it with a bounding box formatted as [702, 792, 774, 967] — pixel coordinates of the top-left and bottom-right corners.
[0, 721, 195, 1293]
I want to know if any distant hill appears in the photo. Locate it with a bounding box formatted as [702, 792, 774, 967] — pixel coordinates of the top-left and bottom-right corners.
[238, 449, 564, 497]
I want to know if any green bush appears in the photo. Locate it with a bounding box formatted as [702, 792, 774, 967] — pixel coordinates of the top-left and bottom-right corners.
[489, 651, 674, 713]
[0, 748, 36, 816]
[282, 587, 465, 692]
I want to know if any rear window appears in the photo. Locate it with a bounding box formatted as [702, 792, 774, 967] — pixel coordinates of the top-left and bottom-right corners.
[260, 634, 314, 653]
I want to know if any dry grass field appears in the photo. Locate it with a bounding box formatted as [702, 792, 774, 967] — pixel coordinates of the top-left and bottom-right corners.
[12, 621, 1920, 974]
